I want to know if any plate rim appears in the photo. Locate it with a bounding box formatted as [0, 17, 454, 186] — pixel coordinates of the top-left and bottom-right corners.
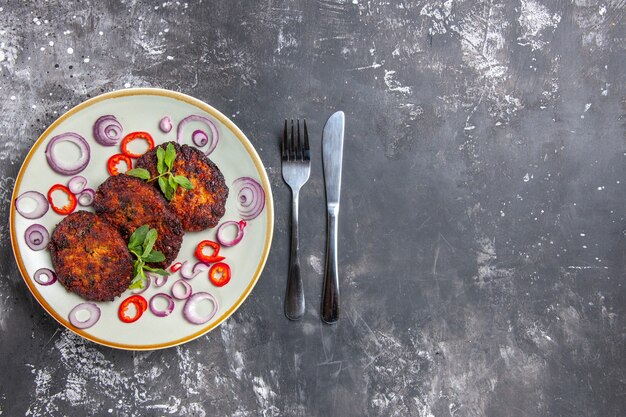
[9, 87, 275, 350]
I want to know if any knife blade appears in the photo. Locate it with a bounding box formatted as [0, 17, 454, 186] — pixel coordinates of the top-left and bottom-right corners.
[321, 111, 345, 323]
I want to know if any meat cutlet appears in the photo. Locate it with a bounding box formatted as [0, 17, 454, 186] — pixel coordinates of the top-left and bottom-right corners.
[49, 211, 133, 301]
[135, 142, 228, 231]
[93, 174, 183, 268]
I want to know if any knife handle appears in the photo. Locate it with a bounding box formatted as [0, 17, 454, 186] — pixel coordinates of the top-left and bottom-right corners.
[321, 207, 339, 323]
[285, 190, 305, 320]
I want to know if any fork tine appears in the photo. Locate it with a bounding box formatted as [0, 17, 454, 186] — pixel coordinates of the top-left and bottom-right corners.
[282, 119, 288, 160]
[296, 119, 301, 160]
[303, 119, 310, 161]
[290, 119, 295, 160]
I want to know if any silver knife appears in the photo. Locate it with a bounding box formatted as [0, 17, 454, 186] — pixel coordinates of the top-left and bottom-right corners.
[321, 111, 345, 324]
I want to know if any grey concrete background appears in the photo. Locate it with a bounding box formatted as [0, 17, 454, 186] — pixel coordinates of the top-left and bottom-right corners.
[0, 0, 624, 416]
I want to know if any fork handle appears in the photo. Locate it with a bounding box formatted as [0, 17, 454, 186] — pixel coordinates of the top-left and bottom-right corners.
[321, 207, 339, 323]
[285, 190, 305, 320]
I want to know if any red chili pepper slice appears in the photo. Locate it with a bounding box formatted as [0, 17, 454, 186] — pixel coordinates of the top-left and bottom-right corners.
[121, 131, 155, 158]
[47, 184, 77, 215]
[194, 240, 226, 264]
[107, 153, 133, 176]
[118, 295, 148, 323]
[170, 262, 183, 272]
[209, 262, 231, 287]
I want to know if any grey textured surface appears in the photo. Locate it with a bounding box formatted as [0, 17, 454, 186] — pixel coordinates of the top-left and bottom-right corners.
[1, 0, 625, 416]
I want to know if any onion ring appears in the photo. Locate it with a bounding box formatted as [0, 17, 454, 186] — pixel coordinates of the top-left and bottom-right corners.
[33, 268, 57, 286]
[45, 132, 91, 175]
[15, 191, 49, 219]
[183, 292, 219, 325]
[233, 177, 265, 220]
[176, 115, 219, 156]
[24, 224, 49, 251]
[216, 220, 247, 247]
[68, 175, 87, 194]
[149, 293, 175, 317]
[93, 115, 123, 146]
[171, 279, 192, 300]
[77, 188, 95, 207]
[68, 302, 101, 329]
[179, 261, 209, 280]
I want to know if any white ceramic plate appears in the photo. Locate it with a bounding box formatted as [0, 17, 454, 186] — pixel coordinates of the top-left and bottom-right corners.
[10, 88, 274, 350]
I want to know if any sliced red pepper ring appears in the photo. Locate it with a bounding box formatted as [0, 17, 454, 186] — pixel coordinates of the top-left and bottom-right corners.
[118, 295, 148, 323]
[107, 153, 133, 176]
[47, 184, 77, 215]
[195, 240, 225, 264]
[209, 262, 231, 287]
[121, 131, 155, 158]
[170, 262, 183, 273]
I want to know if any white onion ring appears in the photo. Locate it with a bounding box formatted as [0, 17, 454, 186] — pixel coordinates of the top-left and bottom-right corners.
[171, 279, 192, 300]
[176, 115, 219, 156]
[68, 175, 87, 194]
[179, 260, 209, 280]
[45, 132, 91, 175]
[68, 302, 101, 329]
[149, 293, 175, 317]
[24, 224, 49, 251]
[233, 177, 265, 220]
[93, 115, 123, 146]
[15, 191, 49, 219]
[77, 188, 95, 207]
[159, 116, 172, 133]
[183, 292, 219, 325]
[33, 268, 57, 286]
[216, 220, 247, 247]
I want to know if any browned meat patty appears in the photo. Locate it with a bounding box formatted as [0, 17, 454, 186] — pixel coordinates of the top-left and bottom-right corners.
[93, 174, 183, 268]
[135, 142, 228, 231]
[49, 211, 133, 301]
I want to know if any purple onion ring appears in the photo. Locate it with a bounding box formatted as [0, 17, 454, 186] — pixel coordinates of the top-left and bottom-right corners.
[68, 302, 101, 329]
[171, 279, 192, 300]
[233, 177, 265, 220]
[24, 224, 50, 251]
[33, 268, 57, 286]
[45, 132, 91, 175]
[151, 273, 169, 288]
[176, 115, 219, 156]
[93, 115, 123, 146]
[77, 188, 95, 207]
[183, 292, 219, 325]
[216, 220, 247, 247]
[179, 261, 209, 280]
[15, 191, 49, 219]
[68, 175, 87, 194]
[149, 293, 175, 317]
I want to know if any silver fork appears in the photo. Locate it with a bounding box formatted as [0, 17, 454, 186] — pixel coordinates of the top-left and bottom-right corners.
[282, 119, 311, 320]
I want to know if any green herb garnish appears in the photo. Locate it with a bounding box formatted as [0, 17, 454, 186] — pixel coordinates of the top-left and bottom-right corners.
[127, 225, 168, 290]
[127, 143, 194, 201]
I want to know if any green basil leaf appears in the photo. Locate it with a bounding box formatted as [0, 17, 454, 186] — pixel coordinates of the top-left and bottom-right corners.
[164, 182, 175, 201]
[158, 176, 168, 196]
[129, 279, 144, 290]
[143, 250, 165, 263]
[156, 147, 166, 174]
[173, 175, 193, 190]
[165, 143, 176, 170]
[168, 174, 177, 189]
[144, 266, 169, 276]
[142, 228, 158, 257]
[126, 168, 151, 180]
[129, 225, 149, 250]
